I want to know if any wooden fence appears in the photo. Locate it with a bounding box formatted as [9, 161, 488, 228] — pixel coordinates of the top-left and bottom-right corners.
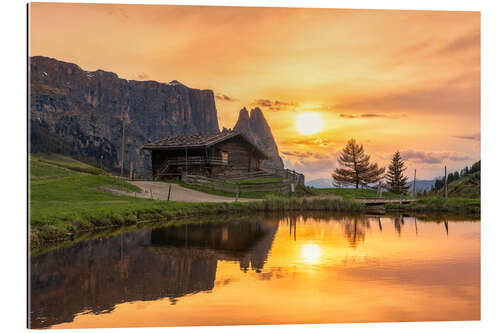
[182, 174, 292, 196]
[261, 168, 305, 185]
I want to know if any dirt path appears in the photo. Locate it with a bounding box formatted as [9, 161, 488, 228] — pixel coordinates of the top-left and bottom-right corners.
[119, 181, 259, 203]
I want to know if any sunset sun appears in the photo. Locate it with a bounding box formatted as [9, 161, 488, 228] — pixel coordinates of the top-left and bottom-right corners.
[296, 113, 323, 135]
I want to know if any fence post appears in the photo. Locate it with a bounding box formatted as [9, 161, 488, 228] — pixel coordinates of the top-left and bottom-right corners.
[167, 184, 172, 201]
[413, 169, 416, 197]
[444, 166, 448, 198]
[235, 184, 240, 202]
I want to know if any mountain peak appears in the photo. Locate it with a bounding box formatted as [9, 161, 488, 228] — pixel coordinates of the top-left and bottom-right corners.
[234, 106, 284, 170]
[168, 80, 185, 86]
[238, 107, 250, 119]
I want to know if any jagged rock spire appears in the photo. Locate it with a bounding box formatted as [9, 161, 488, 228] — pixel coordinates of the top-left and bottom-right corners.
[234, 106, 284, 169]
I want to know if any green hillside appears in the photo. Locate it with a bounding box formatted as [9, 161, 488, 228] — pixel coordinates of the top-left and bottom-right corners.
[29, 155, 363, 248]
[29, 155, 204, 247]
[440, 171, 480, 198]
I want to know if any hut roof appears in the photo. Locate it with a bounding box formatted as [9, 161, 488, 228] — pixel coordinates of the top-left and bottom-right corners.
[142, 130, 268, 159]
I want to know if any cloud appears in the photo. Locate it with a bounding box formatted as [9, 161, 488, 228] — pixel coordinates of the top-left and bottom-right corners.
[282, 151, 333, 159]
[283, 156, 337, 175]
[288, 137, 334, 147]
[281, 150, 337, 177]
[103, 5, 129, 20]
[253, 99, 273, 107]
[215, 93, 239, 102]
[137, 73, 149, 80]
[252, 99, 298, 111]
[400, 150, 472, 165]
[339, 114, 357, 119]
[436, 30, 480, 55]
[339, 113, 405, 119]
[453, 133, 480, 141]
[302, 104, 335, 112]
[334, 82, 479, 116]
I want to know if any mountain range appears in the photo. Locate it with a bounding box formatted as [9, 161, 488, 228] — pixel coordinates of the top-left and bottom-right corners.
[29, 56, 283, 175]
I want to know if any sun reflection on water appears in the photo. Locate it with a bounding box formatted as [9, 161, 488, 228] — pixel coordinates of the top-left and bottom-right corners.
[301, 244, 321, 263]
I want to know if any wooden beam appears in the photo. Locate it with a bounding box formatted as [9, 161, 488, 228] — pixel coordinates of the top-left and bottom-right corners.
[444, 165, 448, 198]
[121, 116, 125, 177]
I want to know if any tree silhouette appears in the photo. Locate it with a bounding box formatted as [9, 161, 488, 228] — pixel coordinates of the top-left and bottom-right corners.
[332, 139, 385, 188]
[385, 151, 410, 194]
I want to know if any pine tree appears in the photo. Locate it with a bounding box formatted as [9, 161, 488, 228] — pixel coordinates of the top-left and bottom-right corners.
[385, 151, 410, 194]
[332, 139, 385, 188]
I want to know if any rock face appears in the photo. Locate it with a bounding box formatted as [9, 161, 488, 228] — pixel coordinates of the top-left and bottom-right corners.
[30, 56, 220, 175]
[234, 107, 284, 169]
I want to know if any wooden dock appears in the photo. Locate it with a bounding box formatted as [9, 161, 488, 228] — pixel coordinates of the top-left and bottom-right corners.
[356, 198, 416, 205]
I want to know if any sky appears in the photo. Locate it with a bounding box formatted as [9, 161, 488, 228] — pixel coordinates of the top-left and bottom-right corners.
[29, 3, 480, 181]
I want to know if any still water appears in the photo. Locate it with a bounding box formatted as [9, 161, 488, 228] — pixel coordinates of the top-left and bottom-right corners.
[30, 214, 480, 328]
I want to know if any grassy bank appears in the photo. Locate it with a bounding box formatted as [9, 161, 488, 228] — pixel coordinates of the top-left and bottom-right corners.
[31, 195, 364, 248]
[385, 196, 480, 216]
[29, 156, 363, 248]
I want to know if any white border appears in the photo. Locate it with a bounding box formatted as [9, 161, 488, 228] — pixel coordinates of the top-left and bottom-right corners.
[1, 1, 499, 332]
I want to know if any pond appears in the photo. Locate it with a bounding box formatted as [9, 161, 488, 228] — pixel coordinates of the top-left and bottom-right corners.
[29, 213, 480, 328]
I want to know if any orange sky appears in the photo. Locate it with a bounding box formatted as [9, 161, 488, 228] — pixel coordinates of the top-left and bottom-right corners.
[29, 3, 480, 180]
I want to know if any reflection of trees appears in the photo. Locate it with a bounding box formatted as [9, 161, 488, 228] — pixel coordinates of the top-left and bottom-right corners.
[394, 215, 402, 236]
[30, 219, 277, 329]
[341, 216, 370, 248]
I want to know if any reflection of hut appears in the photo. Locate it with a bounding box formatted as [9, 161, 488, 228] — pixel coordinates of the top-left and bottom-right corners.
[30, 219, 278, 329]
[150, 219, 278, 273]
[142, 130, 268, 180]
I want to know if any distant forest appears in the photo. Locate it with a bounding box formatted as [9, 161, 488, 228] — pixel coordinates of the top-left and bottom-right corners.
[432, 160, 480, 191]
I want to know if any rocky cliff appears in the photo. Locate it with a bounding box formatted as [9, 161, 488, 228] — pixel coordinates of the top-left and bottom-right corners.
[30, 56, 220, 175]
[234, 107, 284, 169]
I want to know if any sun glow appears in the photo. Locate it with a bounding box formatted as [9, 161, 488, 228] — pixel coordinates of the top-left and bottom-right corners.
[301, 244, 321, 264]
[296, 113, 323, 135]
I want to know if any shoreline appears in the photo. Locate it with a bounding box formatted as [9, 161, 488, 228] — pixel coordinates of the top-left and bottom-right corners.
[30, 197, 364, 249]
[30, 196, 480, 251]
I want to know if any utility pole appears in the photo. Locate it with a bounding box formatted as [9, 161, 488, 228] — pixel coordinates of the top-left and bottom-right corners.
[444, 166, 448, 198]
[121, 116, 125, 177]
[413, 169, 416, 197]
[129, 161, 134, 181]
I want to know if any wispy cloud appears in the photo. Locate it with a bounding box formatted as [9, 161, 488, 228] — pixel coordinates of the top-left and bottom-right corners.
[252, 99, 298, 111]
[215, 93, 239, 102]
[436, 30, 480, 55]
[339, 113, 406, 119]
[281, 151, 336, 175]
[334, 82, 479, 116]
[400, 150, 472, 165]
[287, 137, 335, 147]
[453, 133, 480, 141]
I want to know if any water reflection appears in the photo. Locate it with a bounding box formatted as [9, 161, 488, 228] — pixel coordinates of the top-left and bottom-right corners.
[29, 214, 480, 328]
[30, 219, 277, 328]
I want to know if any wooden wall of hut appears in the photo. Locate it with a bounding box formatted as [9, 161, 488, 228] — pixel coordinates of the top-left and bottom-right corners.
[151, 136, 264, 179]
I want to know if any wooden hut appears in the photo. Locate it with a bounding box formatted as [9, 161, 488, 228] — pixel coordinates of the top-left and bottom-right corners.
[142, 130, 268, 180]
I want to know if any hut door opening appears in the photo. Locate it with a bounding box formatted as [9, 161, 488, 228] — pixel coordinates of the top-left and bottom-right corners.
[221, 151, 229, 165]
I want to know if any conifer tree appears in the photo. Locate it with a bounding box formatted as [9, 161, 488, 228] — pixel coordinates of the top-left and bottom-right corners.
[332, 139, 385, 188]
[385, 151, 410, 194]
